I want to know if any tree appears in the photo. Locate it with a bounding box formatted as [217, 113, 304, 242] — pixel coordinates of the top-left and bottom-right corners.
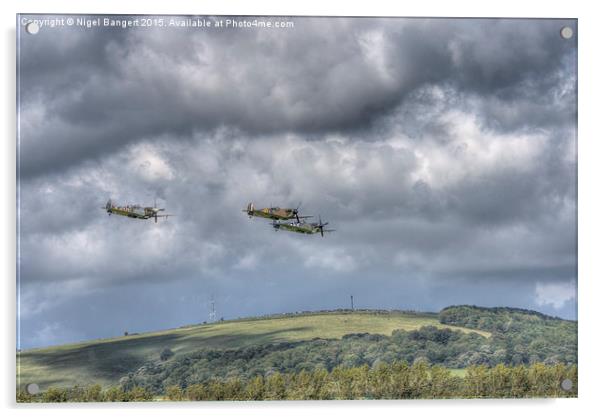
[42, 387, 68, 402]
[160, 348, 175, 361]
[166, 385, 184, 401]
[265, 372, 286, 400]
[245, 376, 265, 400]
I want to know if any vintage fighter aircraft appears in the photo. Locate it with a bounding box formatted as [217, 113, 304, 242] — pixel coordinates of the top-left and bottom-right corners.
[271, 216, 335, 237]
[243, 202, 311, 222]
[103, 199, 172, 223]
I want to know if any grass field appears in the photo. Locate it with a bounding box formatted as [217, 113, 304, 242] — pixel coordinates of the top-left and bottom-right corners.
[17, 311, 489, 390]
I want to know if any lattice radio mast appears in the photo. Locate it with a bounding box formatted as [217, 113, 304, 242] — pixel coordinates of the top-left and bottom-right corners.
[209, 295, 217, 323]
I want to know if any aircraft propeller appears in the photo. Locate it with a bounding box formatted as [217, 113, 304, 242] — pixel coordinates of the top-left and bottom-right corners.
[242, 202, 254, 218]
[317, 215, 329, 237]
[293, 202, 302, 222]
[152, 198, 167, 222]
[315, 215, 335, 237]
[103, 199, 113, 214]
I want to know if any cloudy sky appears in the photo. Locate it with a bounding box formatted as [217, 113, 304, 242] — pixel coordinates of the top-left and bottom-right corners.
[17, 16, 577, 349]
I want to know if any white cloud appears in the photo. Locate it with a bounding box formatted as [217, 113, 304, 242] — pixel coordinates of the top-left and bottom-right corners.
[358, 30, 395, 86]
[535, 280, 576, 309]
[128, 143, 175, 182]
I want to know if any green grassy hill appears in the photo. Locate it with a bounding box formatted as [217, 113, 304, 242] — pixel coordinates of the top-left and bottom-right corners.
[17, 310, 489, 390]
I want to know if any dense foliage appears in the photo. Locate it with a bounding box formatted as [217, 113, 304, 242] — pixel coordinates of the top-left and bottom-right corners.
[119, 327, 483, 392]
[440, 306, 577, 365]
[17, 362, 577, 402]
[17, 385, 154, 403]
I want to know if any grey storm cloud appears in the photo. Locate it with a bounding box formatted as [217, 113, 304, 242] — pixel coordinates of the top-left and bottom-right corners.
[17, 16, 577, 348]
[19, 17, 575, 177]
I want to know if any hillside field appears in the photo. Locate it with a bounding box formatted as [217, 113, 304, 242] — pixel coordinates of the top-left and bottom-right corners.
[17, 311, 489, 389]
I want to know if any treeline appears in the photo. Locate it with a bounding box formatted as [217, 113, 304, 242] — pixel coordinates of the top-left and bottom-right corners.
[440, 305, 568, 332]
[439, 306, 577, 366]
[17, 385, 154, 403]
[18, 362, 577, 402]
[215, 309, 434, 325]
[119, 321, 575, 393]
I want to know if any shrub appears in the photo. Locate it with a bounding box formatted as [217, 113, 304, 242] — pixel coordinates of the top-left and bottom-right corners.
[160, 348, 175, 361]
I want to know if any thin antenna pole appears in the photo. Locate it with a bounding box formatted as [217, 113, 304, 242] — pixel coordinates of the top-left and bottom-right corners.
[351, 295, 354, 311]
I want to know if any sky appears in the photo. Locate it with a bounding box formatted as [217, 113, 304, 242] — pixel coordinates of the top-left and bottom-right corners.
[17, 16, 577, 349]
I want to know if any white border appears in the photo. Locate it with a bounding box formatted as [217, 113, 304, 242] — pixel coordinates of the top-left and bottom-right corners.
[3, 1, 600, 416]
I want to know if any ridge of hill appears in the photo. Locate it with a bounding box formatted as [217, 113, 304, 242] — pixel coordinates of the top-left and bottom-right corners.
[17, 310, 486, 389]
